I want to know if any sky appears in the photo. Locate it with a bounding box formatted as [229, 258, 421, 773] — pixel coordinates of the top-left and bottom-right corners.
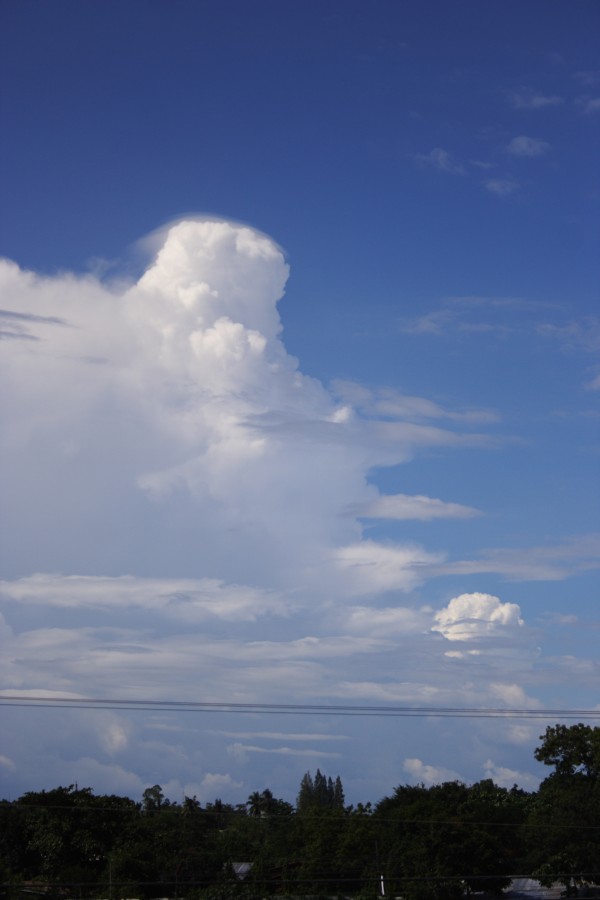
[0, 0, 599, 806]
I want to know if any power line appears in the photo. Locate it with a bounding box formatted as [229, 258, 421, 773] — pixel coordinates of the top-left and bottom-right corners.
[1, 695, 599, 719]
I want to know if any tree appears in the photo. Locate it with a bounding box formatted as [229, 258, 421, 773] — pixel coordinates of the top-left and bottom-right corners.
[142, 784, 169, 811]
[534, 723, 600, 778]
[373, 780, 527, 900]
[296, 769, 345, 812]
[527, 724, 600, 890]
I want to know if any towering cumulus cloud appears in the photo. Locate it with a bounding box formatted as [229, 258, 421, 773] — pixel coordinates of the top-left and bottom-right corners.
[2, 218, 486, 591]
[125, 221, 372, 572]
[0, 219, 562, 799]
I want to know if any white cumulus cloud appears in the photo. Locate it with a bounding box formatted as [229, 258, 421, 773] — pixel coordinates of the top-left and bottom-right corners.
[403, 758, 463, 786]
[432, 592, 523, 641]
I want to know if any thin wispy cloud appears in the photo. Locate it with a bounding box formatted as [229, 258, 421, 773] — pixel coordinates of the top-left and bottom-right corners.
[415, 147, 466, 175]
[485, 177, 519, 196]
[585, 373, 600, 391]
[509, 88, 564, 109]
[573, 70, 600, 87]
[439, 533, 600, 582]
[398, 295, 556, 339]
[359, 493, 481, 521]
[507, 136, 550, 157]
[538, 316, 600, 353]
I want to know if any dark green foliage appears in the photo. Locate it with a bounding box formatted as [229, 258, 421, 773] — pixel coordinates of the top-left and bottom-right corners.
[1, 727, 598, 899]
[296, 768, 345, 812]
[373, 779, 530, 900]
[534, 723, 600, 778]
[526, 724, 600, 891]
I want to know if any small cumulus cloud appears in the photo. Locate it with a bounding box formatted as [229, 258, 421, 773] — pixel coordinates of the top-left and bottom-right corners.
[404, 758, 463, 786]
[432, 592, 523, 642]
[100, 720, 130, 755]
[200, 772, 243, 792]
[506, 724, 536, 745]
[488, 682, 535, 707]
[483, 759, 540, 790]
[507, 136, 550, 157]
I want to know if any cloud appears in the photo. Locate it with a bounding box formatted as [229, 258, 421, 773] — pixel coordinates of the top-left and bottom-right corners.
[0, 307, 70, 342]
[509, 88, 563, 109]
[345, 605, 429, 637]
[483, 759, 540, 790]
[1, 218, 499, 594]
[432, 593, 523, 642]
[397, 299, 600, 391]
[415, 148, 466, 175]
[485, 177, 519, 196]
[586, 373, 600, 391]
[537, 316, 600, 353]
[213, 731, 349, 742]
[0, 217, 594, 803]
[573, 71, 600, 87]
[507, 136, 550, 157]
[359, 493, 480, 521]
[488, 682, 534, 707]
[398, 308, 459, 335]
[0, 574, 287, 623]
[199, 772, 243, 793]
[334, 381, 498, 425]
[403, 758, 463, 786]
[576, 96, 600, 114]
[439, 533, 600, 581]
[0, 754, 16, 772]
[228, 743, 341, 761]
[334, 541, 445, 596]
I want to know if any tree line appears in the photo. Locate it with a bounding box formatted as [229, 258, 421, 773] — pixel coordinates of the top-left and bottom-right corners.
[0, 724, 598, 900]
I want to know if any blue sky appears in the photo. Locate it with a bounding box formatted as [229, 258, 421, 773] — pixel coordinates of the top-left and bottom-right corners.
[0, 0, 599, 805]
